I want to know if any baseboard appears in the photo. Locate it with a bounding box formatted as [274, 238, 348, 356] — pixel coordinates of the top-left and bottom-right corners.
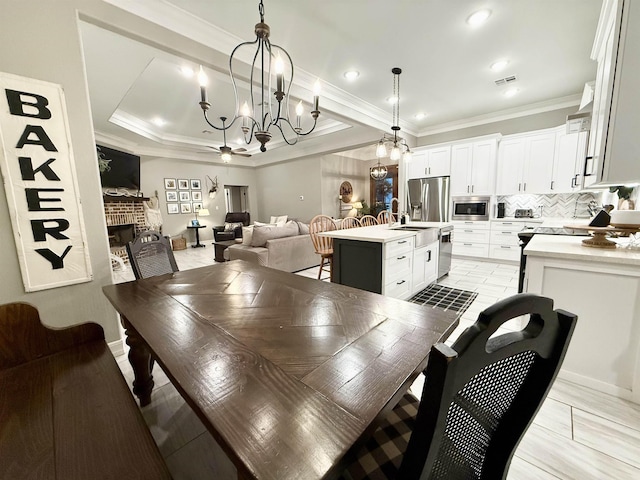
[557, 369, 633, 402]
[108, 338, 125, 357]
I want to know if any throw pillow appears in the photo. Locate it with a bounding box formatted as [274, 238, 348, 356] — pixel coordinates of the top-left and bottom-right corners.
[250, 221, 298, 247]
[224, 221, 244, 232]
[269, 215, 288, 226]
[241, 226, 254, 245]
[254, 221, 276, 227]
[296, 221, 310, 235]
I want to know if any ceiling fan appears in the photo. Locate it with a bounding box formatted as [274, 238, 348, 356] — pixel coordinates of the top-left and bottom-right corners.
[203, 117, 251, 163]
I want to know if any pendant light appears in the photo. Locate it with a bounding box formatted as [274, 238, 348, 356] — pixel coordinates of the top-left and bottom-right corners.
[370, 67, 412, 180]
[197, 0, 321, 153]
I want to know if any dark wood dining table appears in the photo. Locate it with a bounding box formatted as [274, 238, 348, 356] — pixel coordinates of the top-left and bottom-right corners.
[102, 260, 458, 480]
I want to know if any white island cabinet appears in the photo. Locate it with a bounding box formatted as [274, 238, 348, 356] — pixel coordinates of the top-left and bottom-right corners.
[524, 235, 640, 404]
[322, 223, 450, 300]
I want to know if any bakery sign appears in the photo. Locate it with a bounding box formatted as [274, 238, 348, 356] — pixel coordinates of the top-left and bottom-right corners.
[0, 72, 92, 292]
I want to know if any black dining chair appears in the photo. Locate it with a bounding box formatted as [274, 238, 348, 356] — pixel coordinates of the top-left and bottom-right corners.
[342, 293, 577, 480]
[126, 230, 178, 280]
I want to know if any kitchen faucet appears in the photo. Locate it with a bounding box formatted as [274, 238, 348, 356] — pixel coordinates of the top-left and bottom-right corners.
[389, 197, 399, 226]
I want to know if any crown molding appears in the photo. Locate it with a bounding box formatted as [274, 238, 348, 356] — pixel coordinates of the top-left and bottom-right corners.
[417, 94, 581, 137]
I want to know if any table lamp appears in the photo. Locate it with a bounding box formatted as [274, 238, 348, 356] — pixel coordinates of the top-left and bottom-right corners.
[352, 202, 363, 216]
[195, 208, 209, 224]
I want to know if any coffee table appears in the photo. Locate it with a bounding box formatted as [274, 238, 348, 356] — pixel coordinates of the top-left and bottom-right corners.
[213, 239, 236, 262]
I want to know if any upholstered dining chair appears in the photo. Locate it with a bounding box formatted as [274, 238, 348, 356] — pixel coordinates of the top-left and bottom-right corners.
[342, 293, 577, 480]
[359, 215, 378, 226]
[377, 210, 398, 224]
[126, 230, 179, 280]
[341, 217, 362, 229]
[309, 215, 337, 280]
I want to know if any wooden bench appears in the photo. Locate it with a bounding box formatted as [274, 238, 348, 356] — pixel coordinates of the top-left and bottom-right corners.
[0, 302, 171, 480]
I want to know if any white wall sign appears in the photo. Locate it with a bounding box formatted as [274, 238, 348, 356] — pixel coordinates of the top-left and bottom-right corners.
[0, 72, 92, 292]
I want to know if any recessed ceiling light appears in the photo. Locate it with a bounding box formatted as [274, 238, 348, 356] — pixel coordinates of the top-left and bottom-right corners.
[152, 117, 166, 127]
[180, 66, 194, 77]
[414, 113, 426, 120]
[467, 9, 491, 26]
[490, 60, 509, 72]
[504, 88, 519, 98]
[343, 70, 360, 81]
[386, 95, 398, 104]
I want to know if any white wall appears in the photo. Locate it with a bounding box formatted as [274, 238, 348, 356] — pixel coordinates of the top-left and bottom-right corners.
[0, 0, 119, 340]
[322, 155, 370, 218]
[254, 157, 323, 223]
[141, 156, 258, 242]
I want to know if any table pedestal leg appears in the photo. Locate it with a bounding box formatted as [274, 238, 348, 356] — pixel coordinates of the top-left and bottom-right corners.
[121, 316, 154, 406]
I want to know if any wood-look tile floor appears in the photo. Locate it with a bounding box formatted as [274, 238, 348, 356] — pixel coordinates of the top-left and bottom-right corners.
[112, 248, 640, 479]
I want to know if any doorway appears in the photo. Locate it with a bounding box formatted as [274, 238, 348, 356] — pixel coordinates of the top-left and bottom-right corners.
[225, 185, 249, 213]
[369, 165, 398, 216]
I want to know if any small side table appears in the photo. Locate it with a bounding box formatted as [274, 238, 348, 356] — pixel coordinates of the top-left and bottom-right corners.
[213, 240, 236, 262]
[187, 225, 206, 248]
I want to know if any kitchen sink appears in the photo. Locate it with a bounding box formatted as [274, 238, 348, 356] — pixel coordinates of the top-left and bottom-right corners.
[391, 225, 439, 247]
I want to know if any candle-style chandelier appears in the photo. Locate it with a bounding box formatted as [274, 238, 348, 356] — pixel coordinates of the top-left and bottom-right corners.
[198, 0, 321, 153]
[371, 67, 412, 180]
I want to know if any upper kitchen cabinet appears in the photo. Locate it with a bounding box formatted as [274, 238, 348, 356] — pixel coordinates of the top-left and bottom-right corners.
[552, 130, 589, 193]
[496, 130, 556, 195]
[407, 145, 451, 180]
[450, 137, 498, 196]
[585, 0, 640, 187]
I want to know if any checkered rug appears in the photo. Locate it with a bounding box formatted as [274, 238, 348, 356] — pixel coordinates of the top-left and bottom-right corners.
[340, 393, 419, 480]
[408, 284, 477, 317]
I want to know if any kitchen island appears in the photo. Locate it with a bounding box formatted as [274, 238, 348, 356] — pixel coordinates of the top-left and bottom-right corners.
[321, 222, 451, 299]
[524, 234, 640, 404]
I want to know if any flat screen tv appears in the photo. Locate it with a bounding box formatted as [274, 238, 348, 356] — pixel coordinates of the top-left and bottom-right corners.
[97, 144, 140, 190]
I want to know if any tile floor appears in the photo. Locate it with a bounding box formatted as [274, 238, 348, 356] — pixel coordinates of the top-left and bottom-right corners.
[112, 247, 640, 479]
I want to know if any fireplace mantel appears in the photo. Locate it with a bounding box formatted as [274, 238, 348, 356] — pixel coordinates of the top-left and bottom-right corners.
[103, 195, 149, 203]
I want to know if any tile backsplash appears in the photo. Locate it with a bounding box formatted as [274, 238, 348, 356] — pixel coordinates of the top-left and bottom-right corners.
[496, 192, 603, 218]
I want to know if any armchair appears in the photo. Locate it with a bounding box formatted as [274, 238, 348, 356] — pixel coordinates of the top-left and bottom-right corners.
[213, 212, 251, 242]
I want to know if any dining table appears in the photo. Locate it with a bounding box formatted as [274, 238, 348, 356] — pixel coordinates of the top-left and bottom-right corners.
[102, 260, 459, 480]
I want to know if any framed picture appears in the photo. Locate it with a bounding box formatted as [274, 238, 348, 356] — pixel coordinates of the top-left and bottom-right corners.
[166, 191, 178, 202]
[192, 202, 203, 212]
[190, 219, 200, 227]
[192, 191, 202, 201]
[164, 178, 176, 190]
[179, 191, 190, 202]
[167, 203, 179, 214]
[180, 203, 192, 214]
[178, 179, 189, 190]
[190, 179, 201, 190]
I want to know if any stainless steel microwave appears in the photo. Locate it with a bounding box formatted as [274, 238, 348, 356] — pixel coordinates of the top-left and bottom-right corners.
[451, 196, 491, 221]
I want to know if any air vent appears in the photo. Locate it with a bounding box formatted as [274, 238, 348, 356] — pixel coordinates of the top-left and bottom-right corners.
[494, 75, 518, 86]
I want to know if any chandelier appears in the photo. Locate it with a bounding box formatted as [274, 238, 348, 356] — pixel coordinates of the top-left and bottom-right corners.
[370, 67, 412, 180]
[198, 0, 321, 153]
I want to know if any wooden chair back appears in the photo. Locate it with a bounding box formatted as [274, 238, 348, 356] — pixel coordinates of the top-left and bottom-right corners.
[398, 293, 578, 479]
[359, 215, 378, 226]
[309, 215, 336, 255]
[377, 210, 398, 224]
[126, 230, 179, 280]
[340, 217, 361, 229]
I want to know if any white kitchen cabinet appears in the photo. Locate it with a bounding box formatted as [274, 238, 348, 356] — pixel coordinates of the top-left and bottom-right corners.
[407, 146, 451, 179]
[451, 220, 490, 258]
[496, 131, 556, 195]
[413, 240, 439, 293]
[382, 236, 414, 299]
[552, 130, 589, 193]
[585, 0, 640, 186]
[450, 138, 497, 196]
[489, 219, 542, 262]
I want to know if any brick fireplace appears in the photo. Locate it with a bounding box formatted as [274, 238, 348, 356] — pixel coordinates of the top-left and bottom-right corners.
[103, 196, 150, 264]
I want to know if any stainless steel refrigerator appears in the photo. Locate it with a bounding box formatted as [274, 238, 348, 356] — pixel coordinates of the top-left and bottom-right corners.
[407, 176, 452, 279]
[406, 176, 450, 222]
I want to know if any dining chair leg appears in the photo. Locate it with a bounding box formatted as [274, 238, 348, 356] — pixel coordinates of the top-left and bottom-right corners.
[318, 257, 325, 280]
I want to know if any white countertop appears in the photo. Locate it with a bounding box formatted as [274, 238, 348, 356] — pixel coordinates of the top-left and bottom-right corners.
[320, 222, 451, 243]
[524, 234, 640, 266]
